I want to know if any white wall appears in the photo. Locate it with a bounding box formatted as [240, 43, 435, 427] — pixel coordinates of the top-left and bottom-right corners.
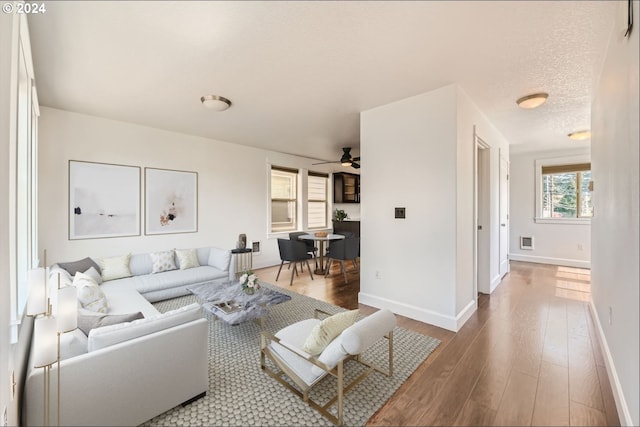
[509, 148, 591, 268]
[38, 107, 339, 269]
[1, 10, 16, 427]
[590, 1, 639, 425]
[359, 84, 509, 331]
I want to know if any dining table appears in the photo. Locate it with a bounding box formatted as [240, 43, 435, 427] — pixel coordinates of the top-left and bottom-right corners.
[299, 233, 345, 274]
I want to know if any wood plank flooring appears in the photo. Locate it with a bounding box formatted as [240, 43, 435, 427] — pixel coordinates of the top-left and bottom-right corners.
[255, 260, 620, 426]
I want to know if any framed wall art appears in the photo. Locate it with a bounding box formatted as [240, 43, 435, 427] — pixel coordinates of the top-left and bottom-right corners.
[69, 160, 141, 240]
[145, 167, 198, 235]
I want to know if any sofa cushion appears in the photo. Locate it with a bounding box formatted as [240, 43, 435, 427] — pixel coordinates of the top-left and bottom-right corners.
[107, 266, 227, 295]
[87, 303, 202, 352]
[98, 281, 160, 317]
[78, 310, 145, 336]
[57, 257, 101, 276]
[150, 250, 177, 274]
[302, 309, 359, 355]
[73, 272, 108, 313]
[175, 248, 200, 270]
[83, 266, 103, 284]
[208, 248, 231, 271]
[59, 329, 89, 361]
[271, 318, 321, 385]
[99, 253, 132, 281]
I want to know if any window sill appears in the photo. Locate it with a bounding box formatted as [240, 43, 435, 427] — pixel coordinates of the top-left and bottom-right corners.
[534, 217, 591, 225]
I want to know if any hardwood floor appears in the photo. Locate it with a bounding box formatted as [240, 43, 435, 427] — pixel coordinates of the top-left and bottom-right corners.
[255, 260, 620, 426]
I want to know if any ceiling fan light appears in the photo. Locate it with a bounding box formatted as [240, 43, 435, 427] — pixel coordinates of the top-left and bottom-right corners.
[568, 130, 591, 140]
[516, 92, 548, 109]
[200, 95, 232, 111]
[341, 161, 352, 167]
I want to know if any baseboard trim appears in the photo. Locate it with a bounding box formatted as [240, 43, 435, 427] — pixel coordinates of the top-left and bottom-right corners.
[358, 292, 460, 332]
[456, 299, 477, 331]
[588, 301, 634, 426]
[509, 253, 591, 269]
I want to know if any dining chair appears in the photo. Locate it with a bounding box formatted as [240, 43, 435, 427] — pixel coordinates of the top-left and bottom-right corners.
[289, 231, 318, 270]
[324, 237, 360, 284]
[276, 238, 314, 286]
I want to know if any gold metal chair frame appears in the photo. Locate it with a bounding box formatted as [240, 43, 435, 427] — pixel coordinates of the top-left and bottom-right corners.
[260, 309, 394, 426]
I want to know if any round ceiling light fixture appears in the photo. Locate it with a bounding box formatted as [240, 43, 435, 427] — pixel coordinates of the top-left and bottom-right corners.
[516, 92, 549, 109]
[200, 95, 232, 112]
[568, 130, 591, 141]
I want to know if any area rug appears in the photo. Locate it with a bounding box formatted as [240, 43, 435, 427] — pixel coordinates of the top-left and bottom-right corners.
[141, 283, 440, 426]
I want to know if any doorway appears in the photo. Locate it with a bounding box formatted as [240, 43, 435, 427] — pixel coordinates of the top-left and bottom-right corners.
[499, 151, 510, 278]
[474, 134, 490, 294]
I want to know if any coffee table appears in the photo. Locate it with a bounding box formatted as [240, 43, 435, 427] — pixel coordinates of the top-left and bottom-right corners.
[187, 281, 291, 326]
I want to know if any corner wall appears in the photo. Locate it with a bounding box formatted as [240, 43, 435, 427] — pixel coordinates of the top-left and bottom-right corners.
[509, 148, 591, 268]
[359, 84, 509, 331]
[590, 1, 639, 425]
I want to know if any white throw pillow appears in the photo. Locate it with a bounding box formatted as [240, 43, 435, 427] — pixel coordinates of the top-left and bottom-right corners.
[175, 248, 200, 270]
[150, 250, 177, 274]
[82, 266, 103, 284]
[302, 309, 359, 355]
[99, 253, 132, 281]
[208, 248, 231, 271]
[73, 272, 108, 313]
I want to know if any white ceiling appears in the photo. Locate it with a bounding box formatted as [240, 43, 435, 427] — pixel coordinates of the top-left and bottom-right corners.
[27, 1, 617, 162]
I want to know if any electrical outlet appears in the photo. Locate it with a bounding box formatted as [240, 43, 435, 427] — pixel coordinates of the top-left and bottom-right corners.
[375, 270, 381, 279]
[577, 244, 583, 251]
[608, 306, 613, 325]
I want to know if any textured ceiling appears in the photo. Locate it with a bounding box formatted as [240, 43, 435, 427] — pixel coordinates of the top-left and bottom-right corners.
[27, 1, 617, 161]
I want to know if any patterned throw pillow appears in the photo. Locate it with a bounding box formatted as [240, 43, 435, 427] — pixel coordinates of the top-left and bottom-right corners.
[303, 309, 359, 356]
[175, 248, 200, 270]
[99, 253, 132, 281]
[150, 250, 177, 274]
[73, 272, 108, 313]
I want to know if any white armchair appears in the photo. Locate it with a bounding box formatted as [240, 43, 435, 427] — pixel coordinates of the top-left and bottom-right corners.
[260, 308, 396, 426]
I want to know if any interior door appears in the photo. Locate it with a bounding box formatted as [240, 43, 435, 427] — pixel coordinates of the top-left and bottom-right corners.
[499, 154, 510, 277]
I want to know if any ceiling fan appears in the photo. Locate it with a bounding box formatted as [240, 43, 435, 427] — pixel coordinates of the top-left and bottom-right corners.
[313, 147, 360, 169]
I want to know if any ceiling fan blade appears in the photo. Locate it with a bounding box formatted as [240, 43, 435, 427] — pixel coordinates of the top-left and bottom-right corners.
[312, 161, 339, 165]
[351, 162, 361, 169]
[352, 156, 360, 162]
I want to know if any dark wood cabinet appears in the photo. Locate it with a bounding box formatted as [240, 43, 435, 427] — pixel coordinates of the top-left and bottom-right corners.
[333, 172, 360, 203]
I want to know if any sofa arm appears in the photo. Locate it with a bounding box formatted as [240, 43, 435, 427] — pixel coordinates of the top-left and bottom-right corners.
[23, 318, 208, 426]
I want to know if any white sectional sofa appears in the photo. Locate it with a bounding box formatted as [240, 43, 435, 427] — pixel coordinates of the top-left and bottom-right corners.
[22, 246, 234, 426]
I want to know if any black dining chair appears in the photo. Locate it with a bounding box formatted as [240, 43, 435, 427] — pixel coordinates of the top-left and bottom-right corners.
[276, 238, 314, 286]
[288, 231, 318, 270]
[324, 237, 360, 284]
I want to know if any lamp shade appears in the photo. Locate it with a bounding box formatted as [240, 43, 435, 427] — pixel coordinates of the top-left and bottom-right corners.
[56, 286, 78, 333]
[27, 268, 47, 316]
[33, 317, 58, 368]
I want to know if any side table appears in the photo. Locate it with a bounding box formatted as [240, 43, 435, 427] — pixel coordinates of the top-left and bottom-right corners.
[231, 248, 253, 278]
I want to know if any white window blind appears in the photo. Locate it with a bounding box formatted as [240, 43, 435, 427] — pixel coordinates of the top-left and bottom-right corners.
[308, 172, 328, 229]
[271, 167, 298, 232]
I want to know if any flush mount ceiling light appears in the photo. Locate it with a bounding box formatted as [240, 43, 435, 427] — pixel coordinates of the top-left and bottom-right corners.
[568, 130, 591, 141]
[516, 92, 549, 109]
[200, 95, 232, 112]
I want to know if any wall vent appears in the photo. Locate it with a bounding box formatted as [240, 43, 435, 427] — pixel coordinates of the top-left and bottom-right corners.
[251, 241, 261, 254]
[520, 236, 534, 250]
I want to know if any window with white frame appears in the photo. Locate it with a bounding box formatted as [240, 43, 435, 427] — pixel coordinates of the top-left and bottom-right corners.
[535, 157, 592, 223]
[270, 166, 298, 232]
[308, 172, 328, 229]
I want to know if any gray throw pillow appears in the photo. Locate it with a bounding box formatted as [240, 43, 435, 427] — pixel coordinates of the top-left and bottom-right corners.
[58, 257, 102, 276]
[77, 311, 144, 336]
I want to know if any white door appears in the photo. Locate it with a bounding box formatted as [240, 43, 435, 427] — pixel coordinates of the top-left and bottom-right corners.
[499, 154, 510, 277]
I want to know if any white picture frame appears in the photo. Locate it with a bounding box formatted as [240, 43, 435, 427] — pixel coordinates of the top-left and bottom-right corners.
[145, 167, 198, 235]
[69, 160, 141, 240]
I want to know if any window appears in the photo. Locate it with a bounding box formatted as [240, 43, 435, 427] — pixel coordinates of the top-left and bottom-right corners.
[535, 157, 592, 223]
[308, 172, 328, 229]
[271, 166, 298, 232]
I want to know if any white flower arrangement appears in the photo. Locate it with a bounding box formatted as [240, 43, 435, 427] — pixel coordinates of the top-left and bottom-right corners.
[239, 270, 260, 293]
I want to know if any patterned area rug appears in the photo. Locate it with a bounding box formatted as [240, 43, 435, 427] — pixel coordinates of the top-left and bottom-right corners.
[141, 283, 440, 426]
